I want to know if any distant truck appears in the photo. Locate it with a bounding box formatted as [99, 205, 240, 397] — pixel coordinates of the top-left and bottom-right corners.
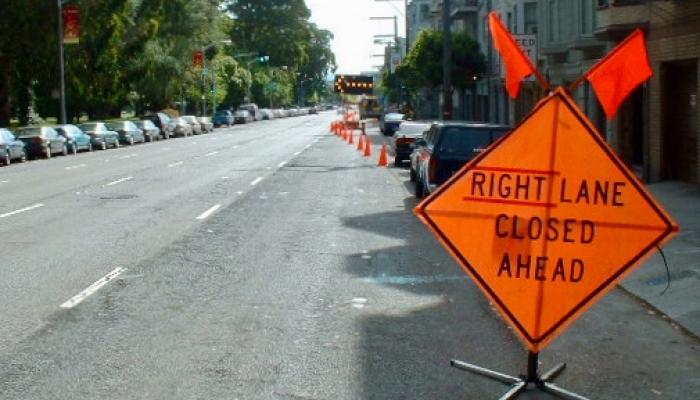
[359, 97, 381, 120]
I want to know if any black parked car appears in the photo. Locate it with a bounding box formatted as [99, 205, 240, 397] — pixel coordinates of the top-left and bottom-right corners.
[0, 128, 27, 165]
[15, 126, 68, 159]
[142, 112, 175, 139]
[132, 119, 161, 142]
[107, 121, 145, 145]
[78, 122, 120, 149]
[414, 122, 511, 198]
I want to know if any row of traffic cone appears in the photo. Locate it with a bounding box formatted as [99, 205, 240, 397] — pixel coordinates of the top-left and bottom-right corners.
[330, 120, 388, 167]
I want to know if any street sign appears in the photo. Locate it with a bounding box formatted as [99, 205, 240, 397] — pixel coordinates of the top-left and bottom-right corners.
[334, 75, 374, 95]
[415, 87, 678, 352]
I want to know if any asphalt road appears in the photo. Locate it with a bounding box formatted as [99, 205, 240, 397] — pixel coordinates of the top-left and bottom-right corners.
[0, 113, 698, 399]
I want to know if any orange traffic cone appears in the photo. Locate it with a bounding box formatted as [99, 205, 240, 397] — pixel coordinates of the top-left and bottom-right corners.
[364, 135, 372, 157]
[341, 128, 347, 140]
[378, 143, 388, 167]
[348, 130, 354, 145]
[357, 134, 365, 151]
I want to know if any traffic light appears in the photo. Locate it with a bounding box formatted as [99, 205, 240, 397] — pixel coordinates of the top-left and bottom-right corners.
[334, 75, 374, 95]
[257, 51, 270, 64]
[193, 50, 204, 69]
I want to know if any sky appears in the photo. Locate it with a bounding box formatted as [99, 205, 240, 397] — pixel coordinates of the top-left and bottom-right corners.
[306, 0, 406, 75]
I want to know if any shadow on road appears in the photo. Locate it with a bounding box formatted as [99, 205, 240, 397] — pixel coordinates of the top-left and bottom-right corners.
[341, 196, 533, 399]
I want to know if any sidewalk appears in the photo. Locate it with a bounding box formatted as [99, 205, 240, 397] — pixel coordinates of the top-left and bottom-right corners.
[621, 181, 700, 338]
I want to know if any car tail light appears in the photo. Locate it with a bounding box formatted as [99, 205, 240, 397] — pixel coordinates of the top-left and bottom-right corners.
[428, 156, 438, 183]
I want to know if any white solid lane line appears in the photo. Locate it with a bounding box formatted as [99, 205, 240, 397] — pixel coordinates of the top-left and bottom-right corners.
[0, 180, 8, 184]
[196, 204, 221, 220]
[0, 203, 45, 219]
[106, 176, 133, 186]
[205, 151, 219, 156]
[250, 177, 263, 186]
[278, 161, 287, 168]
[119, 154, 137, 160]
[59, 267, 127, 309]
[168, 161, 184, 168]
[65, 164, 87, 170]
[293, 151, 301, 156]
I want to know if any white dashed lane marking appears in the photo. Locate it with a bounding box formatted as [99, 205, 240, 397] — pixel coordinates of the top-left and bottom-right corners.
[106, 177, 133, 186]
[196, 204, 222, 220]
[250, 177, 263, 186]
[59, 267, 127, 309]
[168, 161, 184, 168]
[0, 203, 45, 219]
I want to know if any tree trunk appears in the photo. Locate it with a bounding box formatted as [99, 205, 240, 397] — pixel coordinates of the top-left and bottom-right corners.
[0, 57, 10, 126]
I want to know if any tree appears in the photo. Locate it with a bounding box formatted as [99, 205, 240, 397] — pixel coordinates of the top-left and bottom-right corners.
[395, 29, 485, 92]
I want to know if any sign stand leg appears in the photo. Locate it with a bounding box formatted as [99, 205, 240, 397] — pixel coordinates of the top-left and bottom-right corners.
[450, 351, 590, 400]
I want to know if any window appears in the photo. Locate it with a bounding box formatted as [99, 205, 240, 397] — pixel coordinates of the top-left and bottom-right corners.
[548, 0, 556, 42]
[420, 4, 429, 21]
[581, 0, 594, 35]
[437, 128, 492, 157]
[524, 2, 537, 34]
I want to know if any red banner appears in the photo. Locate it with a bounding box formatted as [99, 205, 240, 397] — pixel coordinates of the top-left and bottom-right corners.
[63, 5, 80, 45]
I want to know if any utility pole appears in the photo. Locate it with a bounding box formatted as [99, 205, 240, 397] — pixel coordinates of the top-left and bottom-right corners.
[442, 0, 452, 120]
[57, 0, 67, 124]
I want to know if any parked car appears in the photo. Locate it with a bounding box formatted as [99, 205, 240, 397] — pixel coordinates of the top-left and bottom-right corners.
[212, 110, 234, 127]
[133, 119, 161, 142]
[181, 116, 203, 135]
[0, 128, 27, 165]
[172, 117, 193, 137]
[106, 121, 145, 145]
[78, 122, 121, 149]
[414, 122, 511, 198]
[380, 112, 405, 136]
[391, 121, 432, 166]
[142, 112, 175, 139]
[259, 109, 275, 120]
[15, 126, 68, 159]
[55, 124, 92, 154]
[237, 103, 261, 121]
[234, 109, 253, 124]
[197, 117, 213, 133]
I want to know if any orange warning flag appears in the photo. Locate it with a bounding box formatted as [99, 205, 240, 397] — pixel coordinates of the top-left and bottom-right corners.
[488, 12, 537, 99]
[586, 29, 652, 119]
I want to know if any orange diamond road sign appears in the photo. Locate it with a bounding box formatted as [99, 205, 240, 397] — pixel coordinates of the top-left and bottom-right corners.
[415, 88, 678, 352]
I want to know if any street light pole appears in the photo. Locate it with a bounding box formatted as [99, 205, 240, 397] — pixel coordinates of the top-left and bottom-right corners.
[442, 0, 453, 120]
[57, 0, 67, 124]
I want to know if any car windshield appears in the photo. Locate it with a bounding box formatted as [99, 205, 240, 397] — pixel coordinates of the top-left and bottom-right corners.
[385, 113, 404, 121]
[16, 127, 42, 137]
[214, 111, 228, 116]
[398, 123, 429, 136]
[78, 123, 101, 131]
[438, 127, 493, 156]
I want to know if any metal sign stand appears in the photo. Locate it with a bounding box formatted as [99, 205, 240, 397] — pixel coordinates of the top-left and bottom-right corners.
[450, 351, 590, 400]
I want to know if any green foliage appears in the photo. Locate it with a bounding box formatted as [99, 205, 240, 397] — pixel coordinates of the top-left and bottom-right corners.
[0, 0, 336, 123]
[396, 29, 485, 92]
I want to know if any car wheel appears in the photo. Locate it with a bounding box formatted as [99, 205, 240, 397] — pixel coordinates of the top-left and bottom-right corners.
[88, 143, 93, 152]
[2, 151, 10, 166]
[100, 142, 107, 150]
[128, 137, 134, 145]
[394, 156, 401, 167]
[45, 146, 52, 159]
[114, 140, 120, 148]
[20, 151, 27, 163]
[62, 145, 68, 156]
[409, 167, 416, 182]
[72, 144, 78, 155]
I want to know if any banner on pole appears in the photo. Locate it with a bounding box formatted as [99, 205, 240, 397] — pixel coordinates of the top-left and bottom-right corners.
[63, 5, 80, 45]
